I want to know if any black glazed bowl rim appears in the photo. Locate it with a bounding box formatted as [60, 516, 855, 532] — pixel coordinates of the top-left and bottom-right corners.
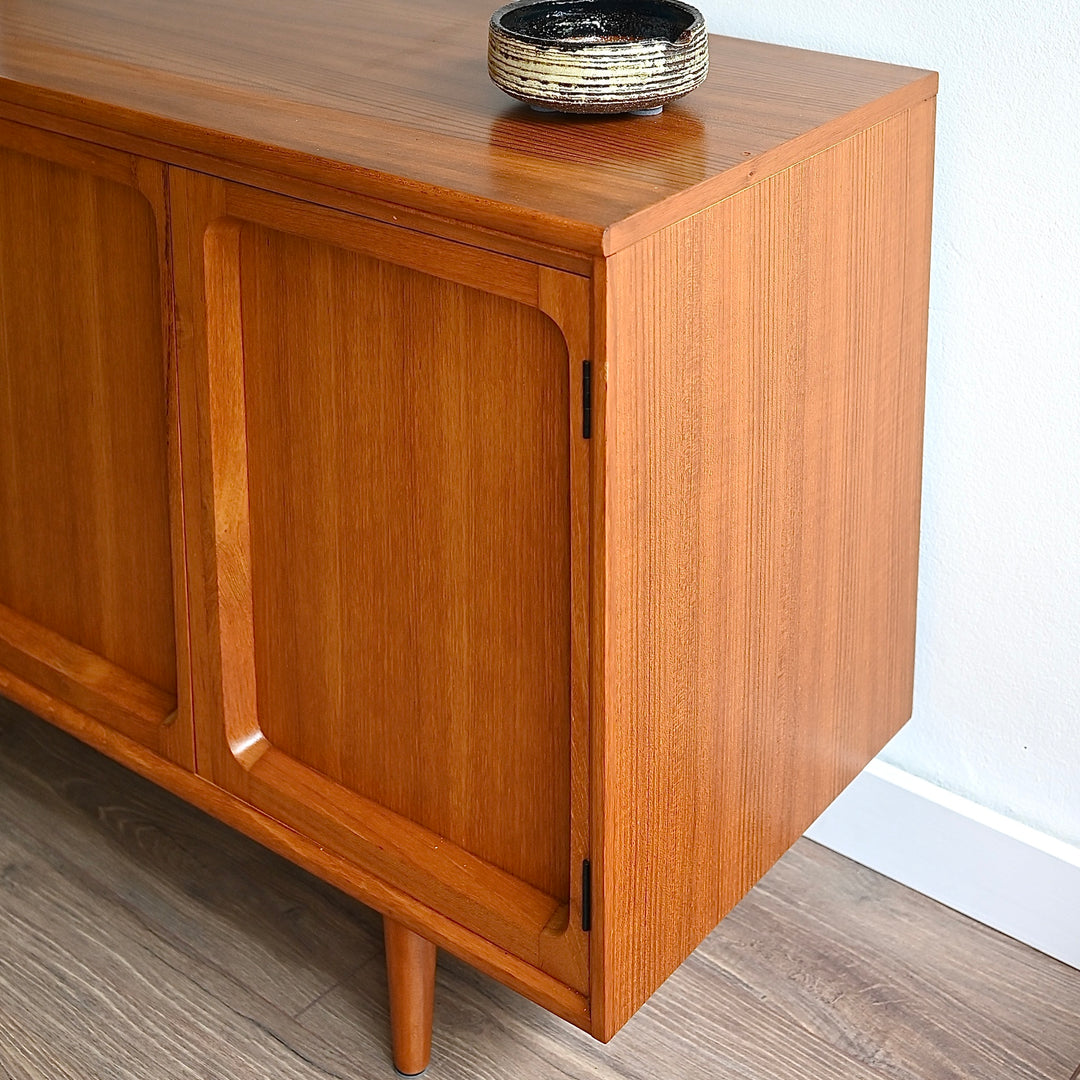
[489, 0, 705, 49]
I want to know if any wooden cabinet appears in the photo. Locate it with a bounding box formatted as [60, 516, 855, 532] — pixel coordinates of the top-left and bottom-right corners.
[0, 0, 936, 1072]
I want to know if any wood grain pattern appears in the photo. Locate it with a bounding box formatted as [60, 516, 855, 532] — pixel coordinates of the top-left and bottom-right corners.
[0, 0, 935, 252]
[0, 602, 175, 748]
[0, 663, 589, 1030]
[384, 918, 437, 1076]
[0, 6, 941, 1056]
[0, 129, 192, 767]
[239, 220, 570, 898]
[0, 142, 173, 692]
[226, 184, 544, 307]
[3, 701, 1078, 1080]
[594, 99, 936, 1036]
[696, 842, 1080, 1080]
[170, 167, 591, 997]
[0, 97, 597, 276]
[536, 265, 593, 995]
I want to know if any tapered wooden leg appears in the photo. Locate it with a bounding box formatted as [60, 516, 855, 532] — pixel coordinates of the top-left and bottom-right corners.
[383, 917, 437, 1076]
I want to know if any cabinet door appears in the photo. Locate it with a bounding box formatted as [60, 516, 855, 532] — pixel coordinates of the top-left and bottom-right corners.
[172, 171, 591, 996]
[0, 121, 192, 768]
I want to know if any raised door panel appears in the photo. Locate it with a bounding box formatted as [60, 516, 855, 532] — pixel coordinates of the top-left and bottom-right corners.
[0, 121, 191, 767]
[242, 222, 571, 898]
[172, 171, 591, 1001]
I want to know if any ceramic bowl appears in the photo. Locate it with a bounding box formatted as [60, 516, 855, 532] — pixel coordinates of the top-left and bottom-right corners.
[488, 0, 708, 115]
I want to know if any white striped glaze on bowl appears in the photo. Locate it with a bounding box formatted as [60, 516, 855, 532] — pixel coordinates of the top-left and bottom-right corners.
[488, 0, 708, 115]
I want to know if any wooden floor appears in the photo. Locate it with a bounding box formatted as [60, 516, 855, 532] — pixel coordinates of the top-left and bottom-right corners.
[0, 699, 1077, 1080]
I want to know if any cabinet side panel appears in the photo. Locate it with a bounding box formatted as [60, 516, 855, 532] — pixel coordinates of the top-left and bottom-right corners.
[597, 99, 935, 1034]
[0, 145, 176, 695]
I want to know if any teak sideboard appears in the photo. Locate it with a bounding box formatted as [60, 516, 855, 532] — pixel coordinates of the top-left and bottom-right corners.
[0, 1, 936, 1073]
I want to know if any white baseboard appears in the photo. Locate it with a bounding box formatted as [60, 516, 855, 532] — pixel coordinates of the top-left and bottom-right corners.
[805, 759, 1080, 970]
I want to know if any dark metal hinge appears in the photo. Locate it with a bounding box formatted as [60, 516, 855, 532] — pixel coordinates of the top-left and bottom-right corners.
[582, 360, 592, 439]
[581, 858, 592, 932]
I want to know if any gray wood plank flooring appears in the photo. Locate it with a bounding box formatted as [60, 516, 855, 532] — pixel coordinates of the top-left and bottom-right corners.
[1, 699, 1077, 1080]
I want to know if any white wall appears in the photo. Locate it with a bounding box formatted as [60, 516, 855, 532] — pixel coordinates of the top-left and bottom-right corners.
[695, 0, 1080, 845]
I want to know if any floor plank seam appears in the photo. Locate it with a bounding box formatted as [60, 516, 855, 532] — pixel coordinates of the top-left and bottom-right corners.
[2, 702, 1079, 1080]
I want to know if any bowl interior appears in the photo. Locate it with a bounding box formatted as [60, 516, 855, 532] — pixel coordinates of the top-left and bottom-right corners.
[496, 0, 697, 46]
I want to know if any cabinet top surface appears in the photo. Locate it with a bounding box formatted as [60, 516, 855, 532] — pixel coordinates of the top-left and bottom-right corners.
[0, 0, 936, 252]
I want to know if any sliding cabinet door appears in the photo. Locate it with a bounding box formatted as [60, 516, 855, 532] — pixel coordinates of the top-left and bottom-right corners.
[0, 121, 191, 767]
[172, 170, 591, 998]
